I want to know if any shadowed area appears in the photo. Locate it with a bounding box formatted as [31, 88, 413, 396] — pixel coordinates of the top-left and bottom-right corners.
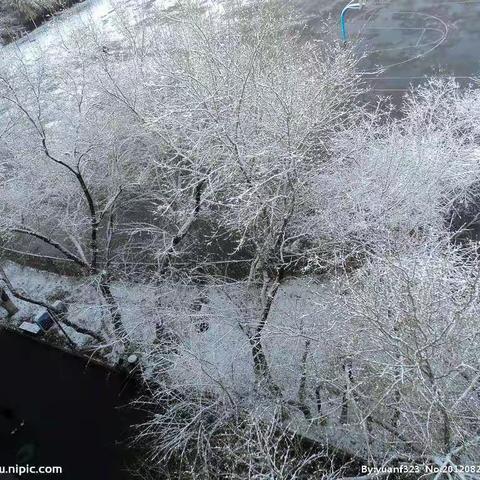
[0, 329, 142, 480]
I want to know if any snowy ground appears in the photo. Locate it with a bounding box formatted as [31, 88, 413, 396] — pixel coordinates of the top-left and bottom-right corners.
[4, 0, 480, 92]
[1, 0, 174, 64]
[0, 260, 338, 371]
[0, 260, 158, 353]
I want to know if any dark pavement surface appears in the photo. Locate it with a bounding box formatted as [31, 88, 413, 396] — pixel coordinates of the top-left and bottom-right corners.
[304, 0, 480, 95]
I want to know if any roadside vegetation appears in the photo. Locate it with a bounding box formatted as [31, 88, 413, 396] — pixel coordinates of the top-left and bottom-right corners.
[1, 0, 480, 477]
[0, 0, 74, 43]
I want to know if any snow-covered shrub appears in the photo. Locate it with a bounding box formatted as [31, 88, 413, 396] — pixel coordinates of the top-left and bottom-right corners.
[138, 386, 338, 479]
[6, 0, 65, 20]
[310, 80, 480, 260]
[329, 240, 480, 463]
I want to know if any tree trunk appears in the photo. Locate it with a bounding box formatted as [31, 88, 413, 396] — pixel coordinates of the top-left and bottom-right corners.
[297, 339, 312, 419]
[250, 268, 284, 397]
[99, 279, 127, 342]
[340, 358, 353, 425]
[161, 179, 205, 273]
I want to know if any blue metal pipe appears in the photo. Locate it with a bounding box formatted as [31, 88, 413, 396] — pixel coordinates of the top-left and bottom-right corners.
[340, 1, 362, 42]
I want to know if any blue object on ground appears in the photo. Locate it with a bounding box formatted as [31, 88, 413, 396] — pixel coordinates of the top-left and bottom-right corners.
[34, 311, 54, 331]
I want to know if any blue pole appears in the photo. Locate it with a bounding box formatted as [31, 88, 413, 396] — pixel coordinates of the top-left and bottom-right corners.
[340, 2, 362, 42]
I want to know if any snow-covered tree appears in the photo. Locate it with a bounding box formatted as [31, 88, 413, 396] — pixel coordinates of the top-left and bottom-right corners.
[332, 240, 480, 464]
[142, 0, 363, 392]
[4, 0, 480, 474]
[0, 38, 148, 342]
[310, 80, 480, 264]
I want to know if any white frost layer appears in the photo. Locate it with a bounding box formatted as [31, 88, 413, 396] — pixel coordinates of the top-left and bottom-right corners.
[0, 260, 158, 350]
[0, 0, 179, 65]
